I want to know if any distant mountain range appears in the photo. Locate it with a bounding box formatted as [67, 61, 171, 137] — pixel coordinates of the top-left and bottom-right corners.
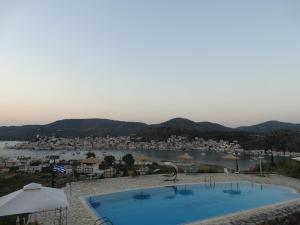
[153, 118, 233, 132]
[0, 118, 300, 140]
[237, 120, 300, 133]
[0, 119, 147, 140]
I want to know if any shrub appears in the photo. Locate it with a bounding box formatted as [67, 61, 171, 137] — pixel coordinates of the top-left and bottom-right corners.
[198, 165, 221, 173]
[86, 152, 96, 159]
[104, 155, 115, 167]
[122, 154, 135, 170]
[276, 160, 300, 179]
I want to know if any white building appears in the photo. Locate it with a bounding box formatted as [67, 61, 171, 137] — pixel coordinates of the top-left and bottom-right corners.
[5, 158, 21, 168]
[28, 165, 42, 173]
[18, 164, 29, 172]
[65, 165, 73, 174]
[76, 165, 94, 174]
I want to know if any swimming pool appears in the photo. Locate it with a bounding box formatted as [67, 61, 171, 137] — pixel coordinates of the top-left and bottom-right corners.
[86, 182, 300, 225]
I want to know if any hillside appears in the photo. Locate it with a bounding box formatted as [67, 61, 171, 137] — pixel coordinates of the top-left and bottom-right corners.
[237, 121, 300, 133]
[0, 119, 147, 140]
[1, 118, 300, 140]
[154, 118, 232, 132]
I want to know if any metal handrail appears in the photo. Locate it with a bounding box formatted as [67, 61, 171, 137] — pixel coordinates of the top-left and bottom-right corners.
[204, 176, 215, 189]
[209, 176, 215, 186]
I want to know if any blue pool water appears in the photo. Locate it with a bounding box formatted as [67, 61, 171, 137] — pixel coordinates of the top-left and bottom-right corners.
[87, 182, 300, 225]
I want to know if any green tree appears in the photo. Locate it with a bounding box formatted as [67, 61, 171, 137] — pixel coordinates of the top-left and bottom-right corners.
[86, 152, 96, 159]
[277, 160, 300, 179]
[104, 155, 115, 167]
[122, 154, 135, 169]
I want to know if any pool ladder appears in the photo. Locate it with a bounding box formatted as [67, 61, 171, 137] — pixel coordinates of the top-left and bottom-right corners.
[204, 176, 215, 189]
[94, 217, 114, 225]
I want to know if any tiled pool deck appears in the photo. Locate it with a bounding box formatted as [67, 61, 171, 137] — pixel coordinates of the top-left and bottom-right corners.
[35, 173, 300, 225]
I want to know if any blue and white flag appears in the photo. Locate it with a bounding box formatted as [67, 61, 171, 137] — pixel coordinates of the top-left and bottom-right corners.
[53, 164, 66, 173]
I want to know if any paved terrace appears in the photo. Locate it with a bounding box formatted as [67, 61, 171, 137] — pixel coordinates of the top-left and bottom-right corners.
[35, 173, 300, 225]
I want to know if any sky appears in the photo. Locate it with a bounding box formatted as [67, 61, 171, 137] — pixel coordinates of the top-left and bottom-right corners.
[0, 0, 300, 127]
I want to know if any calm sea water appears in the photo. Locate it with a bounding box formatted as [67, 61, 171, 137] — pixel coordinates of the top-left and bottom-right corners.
[87, 182, 300, 225]
[0, 141, 283, 170]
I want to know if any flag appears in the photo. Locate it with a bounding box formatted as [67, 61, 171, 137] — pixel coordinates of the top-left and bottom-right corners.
[53, 164, 66, 173]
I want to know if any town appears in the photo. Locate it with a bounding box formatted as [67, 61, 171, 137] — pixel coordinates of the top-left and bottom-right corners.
[9, 135, 300, 157]
[11, 135, 242, 152]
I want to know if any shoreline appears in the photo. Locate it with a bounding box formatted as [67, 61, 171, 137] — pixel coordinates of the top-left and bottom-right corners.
[5, 145, 300, 158]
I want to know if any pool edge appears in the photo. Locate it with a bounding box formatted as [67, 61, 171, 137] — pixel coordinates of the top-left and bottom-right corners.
[81, 180, 300, 225]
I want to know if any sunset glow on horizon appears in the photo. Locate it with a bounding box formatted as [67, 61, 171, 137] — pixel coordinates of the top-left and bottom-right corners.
[1, 0, 300, 127]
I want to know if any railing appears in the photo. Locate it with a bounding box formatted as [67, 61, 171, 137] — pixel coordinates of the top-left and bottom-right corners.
[94, 217, 114, 225]
[204, 175, 215, 189]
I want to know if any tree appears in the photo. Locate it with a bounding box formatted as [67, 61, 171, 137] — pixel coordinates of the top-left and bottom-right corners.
[104, 155, 115, 167]
[86, 152, 96, 159]
[122, 154, 135, 169]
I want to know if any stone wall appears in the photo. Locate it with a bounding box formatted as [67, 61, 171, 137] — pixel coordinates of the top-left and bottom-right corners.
[222, 203, 300, 225]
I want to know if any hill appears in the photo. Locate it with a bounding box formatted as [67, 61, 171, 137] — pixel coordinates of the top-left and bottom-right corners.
[0, 119, 147, 140]
[237, 120, 300, 133]
[1, 118, 300, 140]
[154, 118, 233, 132]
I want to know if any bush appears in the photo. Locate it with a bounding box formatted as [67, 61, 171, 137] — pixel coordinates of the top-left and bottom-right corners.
[250, 162, 276, 173]
[86, 152, 96, 159]
[122, 154, 135, 170]
[104, 155, 115, 167]
[276, 160, 300, 179]
[0, 215, 18, 225]
[198, 165, 222, 173]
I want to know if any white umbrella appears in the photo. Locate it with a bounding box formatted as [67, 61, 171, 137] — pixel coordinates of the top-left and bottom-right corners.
[0, 183, 68, 217]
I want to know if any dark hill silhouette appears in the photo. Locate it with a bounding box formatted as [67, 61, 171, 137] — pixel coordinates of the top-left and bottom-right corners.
[237, 120, 300, 133]
[1, 118, 300, 140]
[154, 118, 233, 132]
[0, 119, 147, 140]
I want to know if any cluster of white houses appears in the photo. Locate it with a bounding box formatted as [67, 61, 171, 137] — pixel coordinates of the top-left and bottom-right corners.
[0, 157, 106, 176]
[9, 135, 300, 157]
[11, 135, 243, 153]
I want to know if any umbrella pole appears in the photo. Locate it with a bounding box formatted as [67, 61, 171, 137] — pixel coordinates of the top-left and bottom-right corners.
[258, 156, 264, 176]
[235, 151, 239, 173]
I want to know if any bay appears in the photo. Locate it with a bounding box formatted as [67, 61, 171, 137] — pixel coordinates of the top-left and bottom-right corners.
[0, 141, 279, 170]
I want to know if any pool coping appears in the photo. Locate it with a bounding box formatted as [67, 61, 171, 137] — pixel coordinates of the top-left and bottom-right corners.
[188, 198, 300, 225]
[80, 180, 300, 225]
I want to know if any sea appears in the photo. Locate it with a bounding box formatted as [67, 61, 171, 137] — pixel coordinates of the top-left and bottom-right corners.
[0, 141, 285, 170]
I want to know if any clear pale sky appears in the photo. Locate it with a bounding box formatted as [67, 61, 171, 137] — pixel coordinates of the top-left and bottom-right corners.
[1, 0, 300, 127]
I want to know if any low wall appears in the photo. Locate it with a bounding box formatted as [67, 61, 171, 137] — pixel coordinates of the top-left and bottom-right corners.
[219, 202, 300, 225]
